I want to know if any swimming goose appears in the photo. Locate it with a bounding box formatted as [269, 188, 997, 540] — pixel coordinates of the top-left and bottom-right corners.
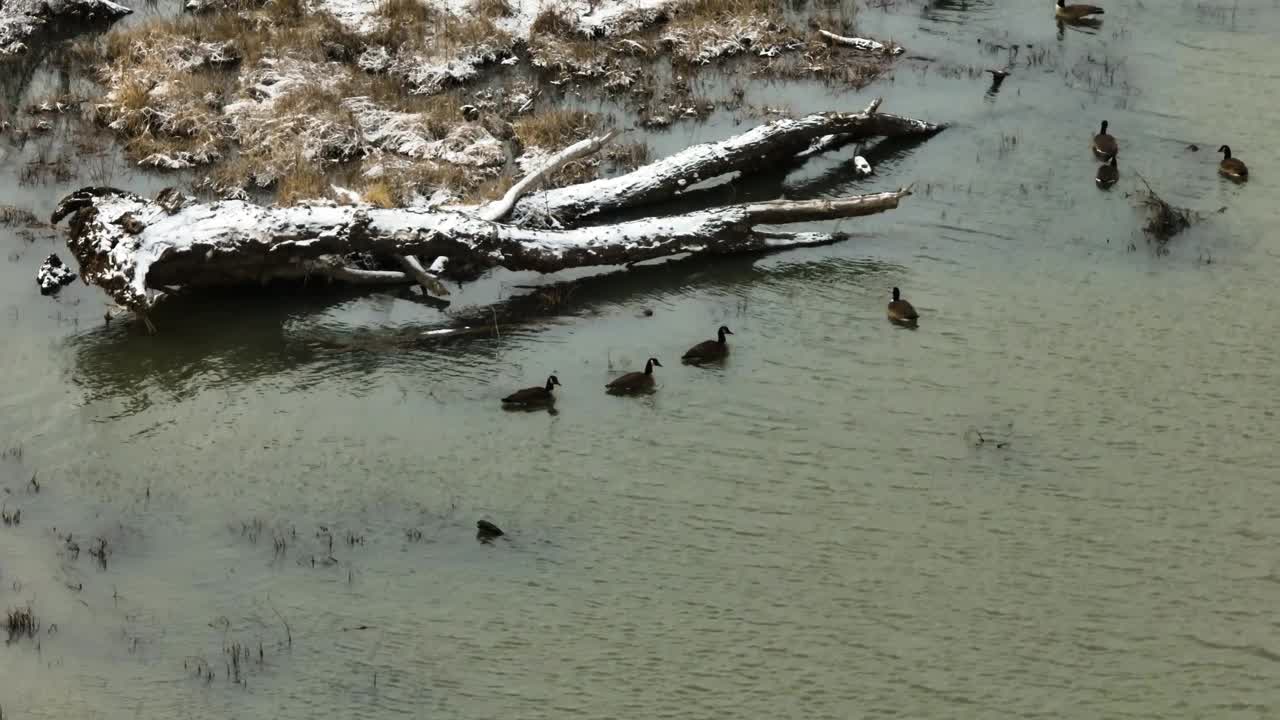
[476, 520, 504, 543]
[1091, 120, 1117, 159]
[1056, 0, 1104, 21]
[682, 325, 733, 364]
[606, 358, 662, 394]
[501, 374, 560, 407]
[1095, 153, 1118, 188]
[1218, 145, 1248, 181]
[887, 287, 919, 324]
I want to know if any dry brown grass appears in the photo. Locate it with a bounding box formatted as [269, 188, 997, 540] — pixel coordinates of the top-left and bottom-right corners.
[361, 180, 397, 207]
[375, 0, 439, 23]
[471, 0, 513, 18]
[530, 5, 578, 37]
[674, 0, 775, 19]
[461, 174, 515, 203]
[605, 141, 650, 172]
[276, 164, 333, 205]
[514, 109, 600, 149]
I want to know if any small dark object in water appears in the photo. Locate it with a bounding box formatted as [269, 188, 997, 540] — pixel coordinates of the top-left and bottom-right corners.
[887, 287, 919, 325]
[1095, 153, 1118, 189]
[476, 520, 504, 542]
[640, 308, 654, 317]
[682, 325, 733, 364]
[502, 374, 560, 407]
[1186, 144, 1199, 152]
[36, 253, 75, 296]
[607, 357, 662, 394]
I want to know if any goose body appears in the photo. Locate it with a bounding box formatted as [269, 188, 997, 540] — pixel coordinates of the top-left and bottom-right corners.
[502, 374, 560, 406]
[1096, 153, 1118, 188]
[476, 520, 504, 543]
[887, 287, 919, 324]
[682, 325, 733, 364]
[1056, 0, 1104, 20]
[606, 357, 662, 394]
[1091, 120, 1117, 160]
[1218, 145, 1248, 181]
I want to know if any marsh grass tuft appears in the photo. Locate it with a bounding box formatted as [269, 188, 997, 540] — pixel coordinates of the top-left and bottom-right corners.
[0, 206, 42, 227]
[1134, 173, 1197, 246]
[4, 607, 38, 643]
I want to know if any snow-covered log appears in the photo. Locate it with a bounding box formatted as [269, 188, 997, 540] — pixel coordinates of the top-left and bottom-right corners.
[52, 186, 913, 313]
[50, 105, 943, 318]
[509, 98, 941, 226]
[817, 29, 903, 56]
[0, 0, 131, 55]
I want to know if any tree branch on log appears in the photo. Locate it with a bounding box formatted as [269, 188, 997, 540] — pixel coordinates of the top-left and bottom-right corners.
[478, 130, 618, 222]
[817, 30, 905, 56]
[508, 97, 942, 227]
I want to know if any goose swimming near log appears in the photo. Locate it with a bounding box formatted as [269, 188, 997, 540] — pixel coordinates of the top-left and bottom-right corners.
[682, 326, 733, 364]
[606, 358, 662, 394]
[501, 375, 560, 407]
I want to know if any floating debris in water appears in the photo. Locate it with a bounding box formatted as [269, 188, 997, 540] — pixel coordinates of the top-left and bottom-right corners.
[37, 253, 76, 295]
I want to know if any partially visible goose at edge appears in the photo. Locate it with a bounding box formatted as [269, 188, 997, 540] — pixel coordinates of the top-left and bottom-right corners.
[1218, 145, 1249, 181]
[1091, 120, 1117, 159]
[606, 358, 662, 394]
[1096, 153, 1118, 189]
[682, 325, 734, 364]
[887, 287, 919, 325]
[501, 374, 560, 407]
[1056, 0, 1104, 21]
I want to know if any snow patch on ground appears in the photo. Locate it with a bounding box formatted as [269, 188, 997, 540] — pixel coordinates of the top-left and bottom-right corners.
[0, 0, 131, 55]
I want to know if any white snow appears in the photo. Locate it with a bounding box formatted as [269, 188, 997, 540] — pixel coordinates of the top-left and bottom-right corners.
[316, 0, 675, 41]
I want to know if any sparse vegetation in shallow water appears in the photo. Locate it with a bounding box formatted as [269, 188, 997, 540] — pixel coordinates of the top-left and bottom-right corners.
[1131, 172, 1198, 250]
[5, 607, 39, 643]
[0, 206, 42, 227]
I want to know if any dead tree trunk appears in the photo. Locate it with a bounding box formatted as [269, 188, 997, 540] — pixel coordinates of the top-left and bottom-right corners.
[51, 98, 944, 316]
[53, 187, 912, 313]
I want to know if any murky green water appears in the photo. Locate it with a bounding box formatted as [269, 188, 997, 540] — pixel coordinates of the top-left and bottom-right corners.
[4, 1, 1280, 717]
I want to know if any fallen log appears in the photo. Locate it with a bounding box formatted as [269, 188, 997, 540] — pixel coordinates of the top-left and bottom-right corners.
[53, 186, 912, 314]
[51, 103, 944, 321]
[817, 29, 904, 56]
[508, 98, 943, 226]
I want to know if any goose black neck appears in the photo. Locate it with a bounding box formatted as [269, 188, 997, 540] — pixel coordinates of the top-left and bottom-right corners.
[1222, 145, 1232, 158]
[645, 359, 655, 374]
[545, 377, 556, 391]
[717, 327, 728, 343]
[1100, 120, 1108, 133]
[892, 287, 901, 301]
[1109, 154, 1117, 167]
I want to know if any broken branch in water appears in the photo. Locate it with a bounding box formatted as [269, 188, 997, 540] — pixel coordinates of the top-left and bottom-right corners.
[817, 29, 904, 56]
[1132, 171, 1197, 243]
[50, 102, 944, 318]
